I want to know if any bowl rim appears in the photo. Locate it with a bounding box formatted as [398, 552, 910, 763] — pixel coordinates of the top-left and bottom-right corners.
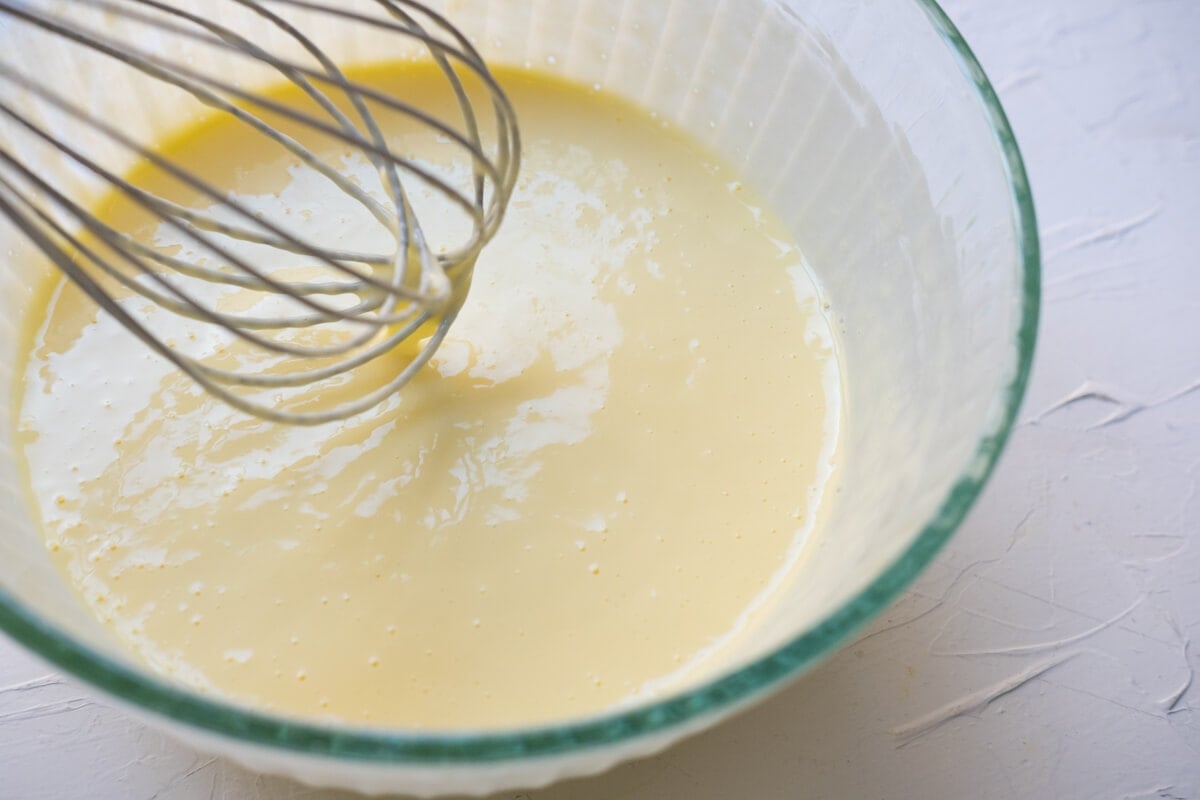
[0, 0, 1040, 765]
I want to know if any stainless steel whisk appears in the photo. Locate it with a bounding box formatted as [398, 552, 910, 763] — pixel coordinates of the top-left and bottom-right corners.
[0, 0, 519, 424]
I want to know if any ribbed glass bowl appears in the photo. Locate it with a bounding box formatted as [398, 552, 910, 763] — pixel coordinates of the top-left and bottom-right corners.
[0, 0, 1037, 795]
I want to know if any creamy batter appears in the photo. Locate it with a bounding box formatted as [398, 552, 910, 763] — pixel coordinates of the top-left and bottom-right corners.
[15, 66, 840, 728]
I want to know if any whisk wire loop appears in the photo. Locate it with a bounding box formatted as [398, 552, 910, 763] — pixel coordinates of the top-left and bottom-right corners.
[0, 0, 519, 424]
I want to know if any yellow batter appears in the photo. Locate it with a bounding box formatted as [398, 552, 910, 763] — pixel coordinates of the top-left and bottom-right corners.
[15, 65, 840, 728]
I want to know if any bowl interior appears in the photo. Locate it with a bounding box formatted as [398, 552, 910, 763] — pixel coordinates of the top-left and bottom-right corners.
[0, 0, 1035, 776]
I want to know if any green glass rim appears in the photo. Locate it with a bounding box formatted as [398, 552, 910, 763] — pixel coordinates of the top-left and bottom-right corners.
[0, 0, 1039, 765]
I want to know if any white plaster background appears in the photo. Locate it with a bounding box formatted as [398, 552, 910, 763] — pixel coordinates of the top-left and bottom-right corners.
[2, 0, 1198, 797]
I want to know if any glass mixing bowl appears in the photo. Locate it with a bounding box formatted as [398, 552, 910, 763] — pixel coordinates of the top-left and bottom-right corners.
[0, 0, 1037, 794]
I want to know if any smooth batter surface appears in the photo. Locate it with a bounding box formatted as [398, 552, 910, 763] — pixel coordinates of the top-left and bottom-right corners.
[16, 66, 840, 728]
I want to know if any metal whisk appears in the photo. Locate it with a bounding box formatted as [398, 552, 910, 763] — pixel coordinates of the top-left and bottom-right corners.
[0, 0, 519, 424]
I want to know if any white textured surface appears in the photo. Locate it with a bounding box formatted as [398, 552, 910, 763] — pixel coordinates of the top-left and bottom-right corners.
[1, 0, 1198, 797]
